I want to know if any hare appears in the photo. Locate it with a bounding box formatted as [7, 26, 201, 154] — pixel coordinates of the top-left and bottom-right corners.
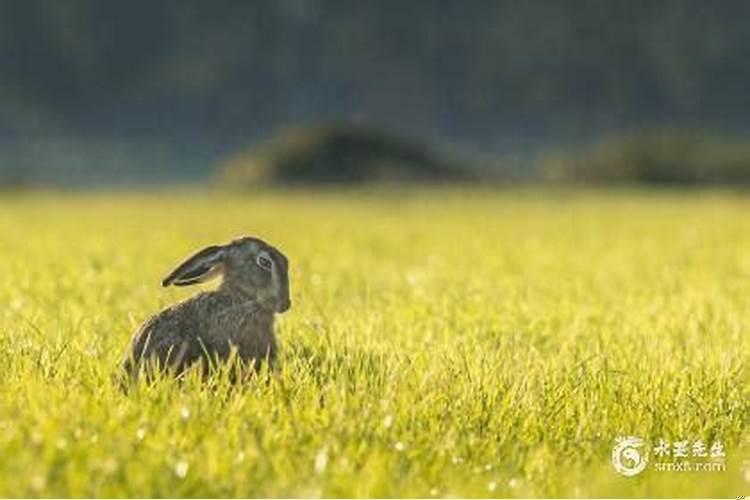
[121, 236, 290, 381]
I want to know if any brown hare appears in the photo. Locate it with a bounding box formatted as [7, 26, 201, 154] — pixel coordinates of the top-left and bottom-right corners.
[121, 236, 290, 381]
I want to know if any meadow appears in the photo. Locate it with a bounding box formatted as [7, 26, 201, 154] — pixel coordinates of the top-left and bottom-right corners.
[0, 189, 748, 497]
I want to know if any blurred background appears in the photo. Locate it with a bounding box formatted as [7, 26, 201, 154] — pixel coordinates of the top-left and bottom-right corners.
[2, 0, 750, 189]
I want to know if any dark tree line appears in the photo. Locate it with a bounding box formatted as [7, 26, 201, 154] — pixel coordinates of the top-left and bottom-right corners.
[1, 0, 749, 183]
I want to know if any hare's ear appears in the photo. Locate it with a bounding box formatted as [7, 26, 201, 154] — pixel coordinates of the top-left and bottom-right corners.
[162, 245, 227, 287]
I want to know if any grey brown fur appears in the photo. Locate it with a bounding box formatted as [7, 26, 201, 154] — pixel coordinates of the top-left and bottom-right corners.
[121, 236, 290, 380]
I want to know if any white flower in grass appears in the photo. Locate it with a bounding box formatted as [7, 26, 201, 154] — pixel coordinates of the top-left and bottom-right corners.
[487, 481, 497, 492]
[394, 441, 406, 452]
[136, 428, 146, 441]
[508, 478, 519, 489]
[429, 487, 439, 496]
[180, 406, 190, 421]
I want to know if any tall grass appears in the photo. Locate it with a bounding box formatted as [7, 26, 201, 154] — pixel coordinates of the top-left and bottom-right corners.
[0, 189, 747, 497]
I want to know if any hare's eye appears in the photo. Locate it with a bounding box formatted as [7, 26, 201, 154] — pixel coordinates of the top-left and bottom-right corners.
[256, 255, 273, 271]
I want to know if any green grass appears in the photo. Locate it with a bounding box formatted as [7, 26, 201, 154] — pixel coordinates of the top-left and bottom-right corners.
[0, 189, 748, 497]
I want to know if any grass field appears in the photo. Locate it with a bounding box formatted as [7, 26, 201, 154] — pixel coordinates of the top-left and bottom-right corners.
[0, 189, 748, 497]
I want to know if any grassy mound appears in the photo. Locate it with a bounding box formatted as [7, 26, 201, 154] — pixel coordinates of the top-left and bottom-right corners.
[219, 124, 476, 187]
[542, 129, 750, 185]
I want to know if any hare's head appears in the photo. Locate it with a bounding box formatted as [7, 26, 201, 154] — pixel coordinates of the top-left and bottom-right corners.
[161, 237, 291, 312]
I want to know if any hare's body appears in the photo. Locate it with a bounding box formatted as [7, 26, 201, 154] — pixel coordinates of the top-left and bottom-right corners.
[123, 291, 277, 376]
[121, 237, 290, 380]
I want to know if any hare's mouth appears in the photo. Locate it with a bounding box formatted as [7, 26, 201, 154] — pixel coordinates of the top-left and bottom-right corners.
[278, 298, 291, 313]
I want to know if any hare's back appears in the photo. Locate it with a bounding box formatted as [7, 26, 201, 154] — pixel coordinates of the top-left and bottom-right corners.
[124, 300, 205, 374]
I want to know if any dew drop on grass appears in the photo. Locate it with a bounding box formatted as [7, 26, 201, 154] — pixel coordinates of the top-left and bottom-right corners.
[103, 458, 118, 474]
[30, 474, 46, 493]
[31, 431, 43, 446]
[406, 271, 419, 286]
[383, 415, 393, 429]
[175, 460, 189, 479]
[314, 448, 328, 474]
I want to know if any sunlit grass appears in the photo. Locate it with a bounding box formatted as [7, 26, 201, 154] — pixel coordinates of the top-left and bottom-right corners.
[0, 189, 748, 497]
